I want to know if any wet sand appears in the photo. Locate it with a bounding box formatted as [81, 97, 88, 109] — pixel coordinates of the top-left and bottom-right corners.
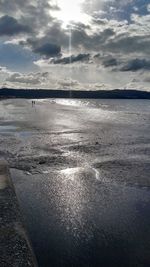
[0, 98, 150, 266]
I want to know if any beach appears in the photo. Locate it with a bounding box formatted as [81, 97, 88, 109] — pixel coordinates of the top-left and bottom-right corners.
[0, 98, 150, 266]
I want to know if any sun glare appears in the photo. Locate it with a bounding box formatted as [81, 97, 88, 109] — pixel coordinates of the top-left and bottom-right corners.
[52, 0, 87, 26]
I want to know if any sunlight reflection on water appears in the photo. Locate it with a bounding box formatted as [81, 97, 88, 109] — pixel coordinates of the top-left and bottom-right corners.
[0, 125, 18, 132]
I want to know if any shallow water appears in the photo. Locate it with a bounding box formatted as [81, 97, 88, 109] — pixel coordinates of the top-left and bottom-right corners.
[0, 98, 150, 266]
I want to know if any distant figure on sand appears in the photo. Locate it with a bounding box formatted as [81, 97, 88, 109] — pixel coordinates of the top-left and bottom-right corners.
[32, 101, 36, 107]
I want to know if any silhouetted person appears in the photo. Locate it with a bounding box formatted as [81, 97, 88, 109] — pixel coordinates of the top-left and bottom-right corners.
[32, 101, 36, 107]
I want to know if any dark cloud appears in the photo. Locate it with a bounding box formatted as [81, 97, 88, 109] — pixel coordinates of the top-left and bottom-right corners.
[92, 18, 108, 25]
[92, 53, 119, 68]
[31, 23, 115, 54]
[102, 57, 118, 67]
[102, 33, 150, 55]
[34, 43, 61, 58]
[43, 22, 69, 47]
[70, 27, 115, 51]
[121, 58, 150, 71]
[0, 15, 31, 36]
[52, 54, 90, 64]
[21, 21, 114, 57]
[19, 21, 68, 58]
[0, 0, 31, 15]
[0, 0, 57, 36]
[19, 1, 55, 34]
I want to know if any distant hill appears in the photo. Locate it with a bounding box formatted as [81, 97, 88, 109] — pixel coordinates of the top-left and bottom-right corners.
[0, 88, 150, 99]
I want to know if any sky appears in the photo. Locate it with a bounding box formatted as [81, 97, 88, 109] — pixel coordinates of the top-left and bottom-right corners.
[0, 0, 150, 90]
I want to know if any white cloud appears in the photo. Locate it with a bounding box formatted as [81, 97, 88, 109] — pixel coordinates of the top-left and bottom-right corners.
[6, 72, 49, 85]
[0, 66, 10, 74]
[147, 4, 150, 12]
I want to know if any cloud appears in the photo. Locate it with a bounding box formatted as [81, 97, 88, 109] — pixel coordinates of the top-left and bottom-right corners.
[23, 20, 115, 57]
[19, 21, 68, 58]
[52, 54, 90, 64]
[0, 0, 150, 91]
[6, 72, 49, 85]
[0, 0, 56, 29]
[82, 0, 136, 20]
[121, 59, 150, 71]
[64, 26, 115, 52]
[143, 76, 150, 83]
[57, 78, 80, 89]
[147, 4, 150, 12]
[0, 15, 31, 36]
[102, 56, 118, 67]
[0, 66, 10, 74]
[92, 18, 108, 25]
[1, 0, 149, 61]
[33, 43, 61, 58]
[103, 35, 150, 56]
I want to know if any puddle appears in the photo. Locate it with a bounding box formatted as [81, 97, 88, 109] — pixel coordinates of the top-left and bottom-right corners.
[18, 132, 32, 138]
[0, 174, 8, 190]
[0, 125, 18, 132]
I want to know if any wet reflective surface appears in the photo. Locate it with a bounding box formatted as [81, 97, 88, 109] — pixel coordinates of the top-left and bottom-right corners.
[0, 99, 150, 267]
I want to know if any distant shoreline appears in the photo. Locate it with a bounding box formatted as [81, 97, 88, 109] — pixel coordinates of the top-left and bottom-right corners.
[0, 88, 150, 99]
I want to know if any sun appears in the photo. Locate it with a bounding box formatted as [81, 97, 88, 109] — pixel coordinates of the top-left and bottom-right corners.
[51, 0, 88, 27]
